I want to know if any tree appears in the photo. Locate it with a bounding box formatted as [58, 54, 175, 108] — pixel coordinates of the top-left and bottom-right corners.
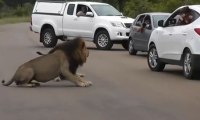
[0, 0, 4, 9]
[124, 0, 152, 17]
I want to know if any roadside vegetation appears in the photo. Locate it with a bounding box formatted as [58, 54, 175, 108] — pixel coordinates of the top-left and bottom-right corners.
[0, 0, 199, 24]
[0, 0, 34, 24]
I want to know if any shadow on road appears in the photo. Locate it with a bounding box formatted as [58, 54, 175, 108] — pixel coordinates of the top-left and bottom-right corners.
[87, 46, 126, 51]
[11, 83, 79, 89]
[163, 69, 200, 80]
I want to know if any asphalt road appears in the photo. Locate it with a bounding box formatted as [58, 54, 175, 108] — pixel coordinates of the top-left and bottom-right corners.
[1, 23, 200, 120]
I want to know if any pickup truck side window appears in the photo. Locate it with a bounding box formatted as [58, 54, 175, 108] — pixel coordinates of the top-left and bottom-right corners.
[76, 4, 92, 17]
[67, 4, 75, 15]
[77, 5, 87, 16]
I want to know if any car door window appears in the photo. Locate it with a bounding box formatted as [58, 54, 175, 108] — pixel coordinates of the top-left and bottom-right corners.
[143, 15, 152, 30]
[165, 7, 200, 27]
[76, 4, 92, 17]
[164, 11, 179, 27]
[135, 15, 145, 27]
[188, 10, 200, 23]
[67, 4, 75, 15]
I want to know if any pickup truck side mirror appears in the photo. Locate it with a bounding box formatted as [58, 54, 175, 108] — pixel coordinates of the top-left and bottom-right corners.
[86, 12, 94, 17]
[158, 20, 164, 27]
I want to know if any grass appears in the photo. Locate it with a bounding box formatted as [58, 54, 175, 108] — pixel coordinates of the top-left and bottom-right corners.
[0, 16, 30, 25]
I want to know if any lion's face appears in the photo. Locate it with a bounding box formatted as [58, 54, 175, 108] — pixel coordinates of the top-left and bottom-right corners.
[72, 38, 89, 65]
[79, 40, 89, 63]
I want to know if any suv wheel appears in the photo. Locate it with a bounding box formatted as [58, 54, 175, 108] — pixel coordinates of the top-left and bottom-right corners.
[128, 38, 137, 55]
[147, 44, 165, 71]
[121, 41, 129, 50]
[41, 28, 58, 47]
[183, 49, 196, 79]
[95, 30, 113, 50]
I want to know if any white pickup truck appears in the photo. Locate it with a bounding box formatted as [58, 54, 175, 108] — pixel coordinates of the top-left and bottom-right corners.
[30, 1, 134, 50]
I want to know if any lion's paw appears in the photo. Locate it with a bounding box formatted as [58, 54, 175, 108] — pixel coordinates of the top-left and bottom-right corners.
[77, 80, 92, 87]
[76, 73, 85, 77]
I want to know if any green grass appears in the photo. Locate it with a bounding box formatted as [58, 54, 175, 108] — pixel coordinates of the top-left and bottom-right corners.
[0, 16, 30, 25]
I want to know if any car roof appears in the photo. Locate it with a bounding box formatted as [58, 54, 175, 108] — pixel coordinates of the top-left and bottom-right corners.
[37, 1, 108, 5]
[139, 12, 171, 16]
[176, 5, 200, 13]
[67, 1, 108, 5]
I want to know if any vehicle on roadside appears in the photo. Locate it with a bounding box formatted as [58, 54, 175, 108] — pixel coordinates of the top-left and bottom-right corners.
[147, 5, 200, 79]
[30, 1, 134, 50]
[128, 12, 170, 55]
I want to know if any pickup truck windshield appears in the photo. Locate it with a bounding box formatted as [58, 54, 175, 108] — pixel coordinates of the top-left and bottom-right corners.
[91, 4, 121, 16]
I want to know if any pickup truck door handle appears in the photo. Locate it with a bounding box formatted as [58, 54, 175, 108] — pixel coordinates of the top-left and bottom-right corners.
[73, 18, 78, 21]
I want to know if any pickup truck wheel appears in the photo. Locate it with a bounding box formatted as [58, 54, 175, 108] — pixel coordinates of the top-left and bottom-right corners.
[183, 49, 197, 79]
[147, 44, 165, 71]
[95, 30, 113, 50]
[128, 37, 137, 55]
[121, 41, 129, 50]
[41, 28, 58, 48]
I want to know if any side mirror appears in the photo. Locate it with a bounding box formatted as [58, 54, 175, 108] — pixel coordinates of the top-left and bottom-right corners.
[158, 20, 164, 27]
[86, 12, 94, 17]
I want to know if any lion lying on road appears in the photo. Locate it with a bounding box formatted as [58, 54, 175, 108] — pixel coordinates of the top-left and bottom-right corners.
[36, 41, 85, 80]
[2, 37, 92, 87]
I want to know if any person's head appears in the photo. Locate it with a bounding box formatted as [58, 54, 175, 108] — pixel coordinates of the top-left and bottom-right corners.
[145, 19, 150, 24]
[81, 6, 87, 13]
[183, 6, 191, 15]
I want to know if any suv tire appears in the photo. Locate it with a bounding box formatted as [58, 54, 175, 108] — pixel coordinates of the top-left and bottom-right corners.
[183, 49, 197, 79]
[128, 38, 137, 55]
[121, 41, 129, 50]
[147, 44, 165, 71]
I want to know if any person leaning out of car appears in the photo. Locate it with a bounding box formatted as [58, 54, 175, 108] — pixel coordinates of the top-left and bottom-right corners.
[174, 7, 193, 25]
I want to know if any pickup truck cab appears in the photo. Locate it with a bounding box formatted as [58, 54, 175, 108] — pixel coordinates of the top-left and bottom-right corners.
[31, 1, 134, 50]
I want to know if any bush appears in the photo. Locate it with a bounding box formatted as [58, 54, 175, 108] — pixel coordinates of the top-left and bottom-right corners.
[0, 2, 33, 18]
[13, 3, 33, 17]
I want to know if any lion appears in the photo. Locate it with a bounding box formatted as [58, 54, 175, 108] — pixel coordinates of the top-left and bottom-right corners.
[36, 41, 86, 80]
[2, 37, 92, 87]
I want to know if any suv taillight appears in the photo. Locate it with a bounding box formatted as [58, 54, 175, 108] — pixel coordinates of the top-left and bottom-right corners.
[194, 28, 200, 36]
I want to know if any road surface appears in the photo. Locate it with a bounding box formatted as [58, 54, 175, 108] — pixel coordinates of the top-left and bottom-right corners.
[0, 23, 200, 120]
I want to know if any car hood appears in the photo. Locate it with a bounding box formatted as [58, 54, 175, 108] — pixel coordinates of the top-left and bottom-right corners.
[100, 16, 134, 23]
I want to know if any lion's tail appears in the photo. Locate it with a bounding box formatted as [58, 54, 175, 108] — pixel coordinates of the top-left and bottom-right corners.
[2, 78, 15, 86]
[36, 51, 45, 55]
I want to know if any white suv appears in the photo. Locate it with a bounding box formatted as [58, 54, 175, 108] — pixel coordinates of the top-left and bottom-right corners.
[147, 5, 200, 79]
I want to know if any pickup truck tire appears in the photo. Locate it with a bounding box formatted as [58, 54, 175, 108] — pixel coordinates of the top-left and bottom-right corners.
[121, 41, 129, 50]
[147, 44, 165, 71]
[41, 28, 58, 48]
[95, 30, 113, 50]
